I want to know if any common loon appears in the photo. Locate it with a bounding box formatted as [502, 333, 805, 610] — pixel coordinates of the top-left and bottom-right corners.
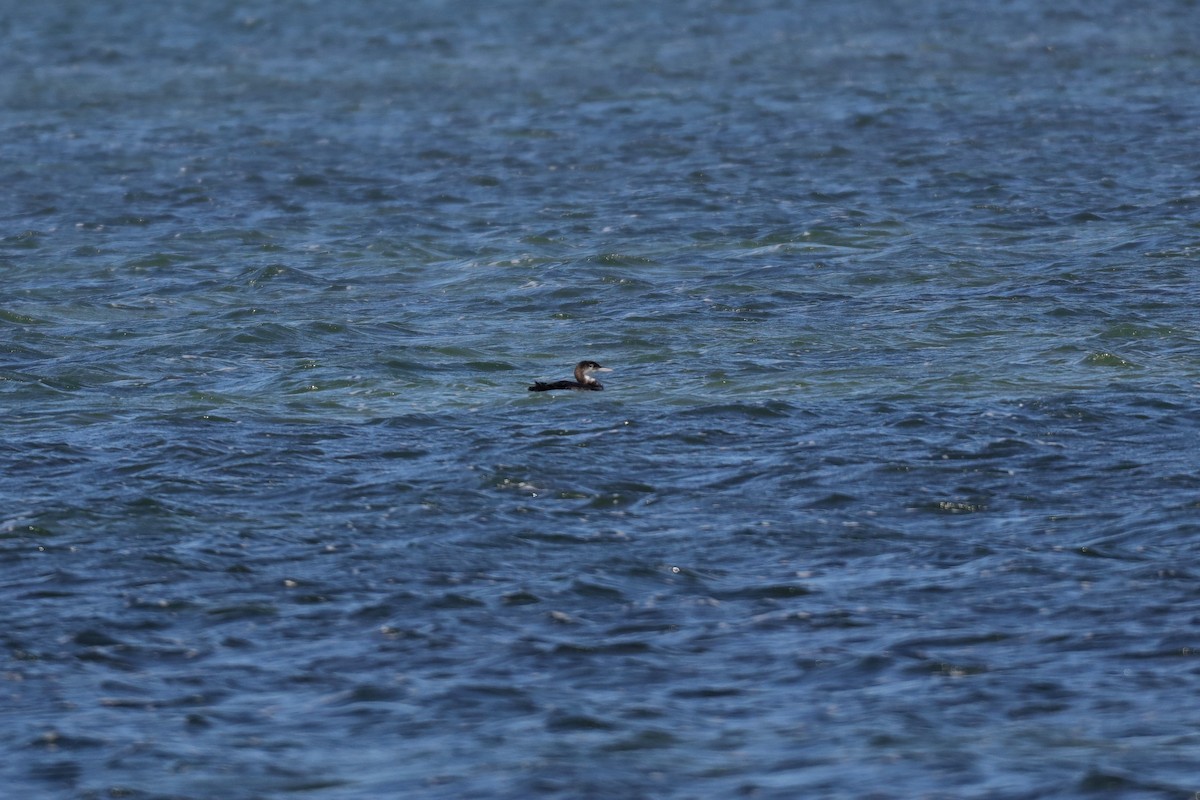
[528, 360, 612, 392]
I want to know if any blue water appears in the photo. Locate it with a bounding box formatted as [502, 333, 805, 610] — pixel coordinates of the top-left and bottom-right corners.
[3, 1, 1200, 798]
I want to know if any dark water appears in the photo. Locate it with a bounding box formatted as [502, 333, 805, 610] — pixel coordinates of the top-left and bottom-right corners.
[3, 1, 1200, 797]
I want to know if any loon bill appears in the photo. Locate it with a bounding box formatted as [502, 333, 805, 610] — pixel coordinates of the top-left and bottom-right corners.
[528, 360, 612, 392]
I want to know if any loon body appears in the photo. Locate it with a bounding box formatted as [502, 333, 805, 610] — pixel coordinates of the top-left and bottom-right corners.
[528, 360, 612, 392]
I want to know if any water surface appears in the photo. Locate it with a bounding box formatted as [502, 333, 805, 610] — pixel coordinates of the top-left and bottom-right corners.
[3, 1, 1200, 797]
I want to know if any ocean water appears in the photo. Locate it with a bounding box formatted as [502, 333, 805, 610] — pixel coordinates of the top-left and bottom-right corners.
[3, 1, 1200, 797]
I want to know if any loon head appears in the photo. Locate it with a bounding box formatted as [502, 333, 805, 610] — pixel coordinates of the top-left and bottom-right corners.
[574, 360, 612, 385]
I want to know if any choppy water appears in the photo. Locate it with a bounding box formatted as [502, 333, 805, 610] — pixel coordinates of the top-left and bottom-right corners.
[3, 1, 1200, 798]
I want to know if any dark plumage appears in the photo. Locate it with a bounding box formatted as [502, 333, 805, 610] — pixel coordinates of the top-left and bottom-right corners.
[528, 360, 612, 392]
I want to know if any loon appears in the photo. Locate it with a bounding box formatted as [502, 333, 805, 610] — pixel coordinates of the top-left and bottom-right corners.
[528, 360, 612, 392]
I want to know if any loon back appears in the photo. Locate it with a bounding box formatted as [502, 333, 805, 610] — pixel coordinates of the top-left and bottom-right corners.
[528, 379, 604, 392]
